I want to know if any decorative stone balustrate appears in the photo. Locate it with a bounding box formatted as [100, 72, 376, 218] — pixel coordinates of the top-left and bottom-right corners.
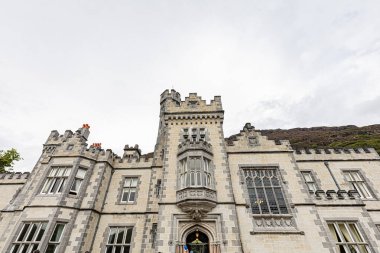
[176, 187, 217, 220]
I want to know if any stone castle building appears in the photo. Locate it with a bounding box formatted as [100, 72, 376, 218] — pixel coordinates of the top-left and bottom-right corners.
[1, 89, 380, 253]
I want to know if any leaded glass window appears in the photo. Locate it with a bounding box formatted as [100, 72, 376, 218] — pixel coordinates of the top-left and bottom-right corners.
[11, 222, 47, 253]
[344, 171, 374, 199]
[105, 227, 133, 253]
[243, 167, 288, 214]
[41, 167, 72, 194]
[328, 221, 371, 253]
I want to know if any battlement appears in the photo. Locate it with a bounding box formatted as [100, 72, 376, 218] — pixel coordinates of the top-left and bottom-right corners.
[294, 147, 380, 160]
[45, 124, 90, 145]
[160, 89, 181, 105]
[0, 172, 30, 184]
[163, 91, 223, 114]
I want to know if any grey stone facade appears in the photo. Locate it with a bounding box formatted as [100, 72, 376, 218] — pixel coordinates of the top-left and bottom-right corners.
[1, 89, 380, 253]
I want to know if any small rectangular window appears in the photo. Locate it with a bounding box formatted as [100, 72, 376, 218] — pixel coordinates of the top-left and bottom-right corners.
[11, 222, 47, 253]
[41, 167, 72, 194]
[301, 171, 318, 192]
[328, 221, 371, 253]
[121, 177, 138, 203]
[155, 179, 161, 198]
[344, 171, 374, 199]
[105, 227, 133, 253]
[69, 168, 87, 195]
[45, 223, 65, 253]
[151, 223, 157, 246]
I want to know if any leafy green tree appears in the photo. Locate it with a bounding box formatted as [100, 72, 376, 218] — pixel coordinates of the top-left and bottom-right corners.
[0, 148, 22, 173]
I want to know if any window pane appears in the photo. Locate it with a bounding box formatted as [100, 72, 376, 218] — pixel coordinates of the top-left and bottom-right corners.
[124, 178, 131, 187]
[256, 188, 269, 214]
[49, 168, 58, 177]
[114, 246, 122, 253]
[196, 172, 201, 186]
[190, 173, 195, 186]
[302, 172, 313, 182]
[70, 179, 82, 193]
[11, 244, 20, 253]
[76, 168, 86, 178]
[348, 224, 363, 242]
[108, 228, 117, 244]
[266, 188, 279, 214]
[42, 179, 53, 194]
[50, 224, 65, 242]
[20, 244, 29, 253]
[124, 246, 131, 253]
[116, 228, 125, 244]
[57, 178, 66, 193]
[130, 178, 138, 187]
[45, 244, 57, 253]
[63, 168, 71, 176]
[106, 246, 113, 253]
[36, 223, 47, 241]
[50, 178, 62, 193]
[17, 223, 30, 241]
[26, 223, 37, 241]
[338, 223, 353, 242]
[122, 190, 129, 202]
[328, 224, 340, 242]
[352, 172, 362, 181]
[129, 190, 136, 202]
[125, 228, 132, 243]
[274, 188, 288, 214]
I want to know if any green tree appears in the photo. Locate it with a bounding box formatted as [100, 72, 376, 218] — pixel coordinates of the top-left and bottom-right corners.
[0, 148, 22, 173]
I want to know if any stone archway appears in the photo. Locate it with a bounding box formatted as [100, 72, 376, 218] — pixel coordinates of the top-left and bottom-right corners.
[186, 230, 209, 253]
[176, 224, 220, 253]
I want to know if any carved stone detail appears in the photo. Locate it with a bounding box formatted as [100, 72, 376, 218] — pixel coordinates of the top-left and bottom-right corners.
[176, 187, 217, 220]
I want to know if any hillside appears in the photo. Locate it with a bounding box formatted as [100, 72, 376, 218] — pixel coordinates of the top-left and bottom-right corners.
[259, 124, 380, 154]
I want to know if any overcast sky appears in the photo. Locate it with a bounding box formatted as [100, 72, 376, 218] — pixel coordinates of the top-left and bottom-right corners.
[1, 0, 380, 172]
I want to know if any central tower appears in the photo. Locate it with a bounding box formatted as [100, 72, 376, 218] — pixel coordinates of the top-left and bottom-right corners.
[155, 90, 242, 253]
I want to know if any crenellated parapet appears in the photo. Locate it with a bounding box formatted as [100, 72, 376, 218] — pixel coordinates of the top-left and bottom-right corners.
[163, 91, 223, 116]
[0, 172, 30, 184]
[294, 148, 380, 161]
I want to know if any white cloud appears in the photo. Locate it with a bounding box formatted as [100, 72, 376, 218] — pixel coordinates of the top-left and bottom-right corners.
[0, 0, 379, 171]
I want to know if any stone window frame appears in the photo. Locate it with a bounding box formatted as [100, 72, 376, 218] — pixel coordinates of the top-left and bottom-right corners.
[68, 167, 88, 196]
[9, 220, 48, 253]
[239, 165, 290, 215]
[7, 218, 70, 253]
[238, 164, 302, 234]
[37, 163, 91, 199]
[177, 151, 215, 190]
[340, 169, 377, 200]
[44, 222, 67, 253]
[300, 170, 320, 193]
[324, 218, 375, 253]
[40, 166, 72, 195]
[116, 175, 141, 205]
[100, 224, 136, 253]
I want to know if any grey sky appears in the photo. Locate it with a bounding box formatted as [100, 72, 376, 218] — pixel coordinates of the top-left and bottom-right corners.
[1, 0, 380, 172]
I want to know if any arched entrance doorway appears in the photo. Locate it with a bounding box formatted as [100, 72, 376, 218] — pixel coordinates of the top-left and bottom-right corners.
[186, 230, 209, 253]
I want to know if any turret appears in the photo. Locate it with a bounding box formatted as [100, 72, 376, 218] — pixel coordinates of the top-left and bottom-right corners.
[160, 89, 181, 106]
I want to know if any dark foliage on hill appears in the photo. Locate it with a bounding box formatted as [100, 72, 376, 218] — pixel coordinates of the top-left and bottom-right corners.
[259, 124, 380, 154]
